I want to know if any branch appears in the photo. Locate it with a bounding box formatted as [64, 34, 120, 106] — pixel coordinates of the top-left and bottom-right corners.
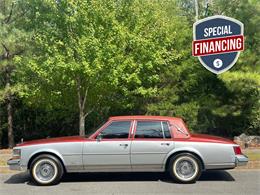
[4, 2, 14, 24]
[76, 76, 83, 111]
[0, 48, 24, 60]
[2, 43, 9, 53]
[84, 108, 94, 118]
[11, 49, 24, 57]
[82, 85, 89, 111]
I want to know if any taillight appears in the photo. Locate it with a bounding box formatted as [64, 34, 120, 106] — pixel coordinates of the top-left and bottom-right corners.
[233, 146, 242, 155]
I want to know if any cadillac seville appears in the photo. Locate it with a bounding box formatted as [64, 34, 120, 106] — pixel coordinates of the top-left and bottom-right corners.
[8, 116, 248, 185]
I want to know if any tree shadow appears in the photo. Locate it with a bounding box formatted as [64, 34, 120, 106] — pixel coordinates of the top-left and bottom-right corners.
[4, 170, 235, 185]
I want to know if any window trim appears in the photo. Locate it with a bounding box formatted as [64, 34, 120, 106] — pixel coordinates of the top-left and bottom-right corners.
[133, 120, 173, 140]
[161, 121, 165, 138]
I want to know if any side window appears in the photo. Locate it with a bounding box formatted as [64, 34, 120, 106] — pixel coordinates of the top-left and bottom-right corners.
[99, 121, 131, 139]
[135, 121, 171, 139]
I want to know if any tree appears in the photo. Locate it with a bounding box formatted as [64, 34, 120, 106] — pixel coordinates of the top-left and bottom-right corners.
[148, 0, 260, 136]
[22, 0, 184, 136]
[0, 0, 29, 148]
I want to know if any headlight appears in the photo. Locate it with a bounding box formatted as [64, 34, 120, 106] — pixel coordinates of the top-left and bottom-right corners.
[12, 148, 21, 159]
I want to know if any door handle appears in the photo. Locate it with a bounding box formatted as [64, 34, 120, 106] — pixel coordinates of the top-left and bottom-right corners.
[161, 143, 170, 146]
[119, 144, 128, 147]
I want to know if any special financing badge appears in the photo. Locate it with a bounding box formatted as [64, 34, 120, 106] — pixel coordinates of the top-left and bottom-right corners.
[192, 15, 244, 74]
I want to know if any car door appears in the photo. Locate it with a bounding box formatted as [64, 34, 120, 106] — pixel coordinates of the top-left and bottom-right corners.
[83, 120, 132, 172]
[131, 120, 175, 171]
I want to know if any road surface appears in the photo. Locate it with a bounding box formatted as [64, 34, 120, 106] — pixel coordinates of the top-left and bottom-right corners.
[0, 170, 259, 195]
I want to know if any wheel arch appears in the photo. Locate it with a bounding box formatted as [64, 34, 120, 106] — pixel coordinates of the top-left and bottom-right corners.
[164, 149, 205, 171]
[27, 150, 66, 172]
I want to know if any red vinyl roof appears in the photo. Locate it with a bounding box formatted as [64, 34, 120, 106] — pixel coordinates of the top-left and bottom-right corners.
[109, 115, 182, 121]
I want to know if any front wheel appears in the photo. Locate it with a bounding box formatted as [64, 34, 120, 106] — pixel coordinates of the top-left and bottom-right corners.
[30, 154, 64, 186]
[168, 153, 202, 183]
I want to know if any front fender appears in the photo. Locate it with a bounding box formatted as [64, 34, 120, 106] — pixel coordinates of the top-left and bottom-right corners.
[23, 148, 65, 169]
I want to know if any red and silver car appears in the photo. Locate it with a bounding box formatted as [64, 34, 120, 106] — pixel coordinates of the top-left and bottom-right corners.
[8, 116, 248, 185]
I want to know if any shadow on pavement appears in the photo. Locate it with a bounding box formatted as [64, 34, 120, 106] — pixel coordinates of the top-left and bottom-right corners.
[4, 172, 30, 184]
[4, 170, 234, 185]
[199, 170, 235, 181]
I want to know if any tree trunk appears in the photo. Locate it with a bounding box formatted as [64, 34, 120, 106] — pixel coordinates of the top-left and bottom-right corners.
[7, 95, 14, 148]
[6, 68, 14, 148]
[79, 111, 85, 136]
[76, 77, 88, 137]
[0, 108, 2, 148]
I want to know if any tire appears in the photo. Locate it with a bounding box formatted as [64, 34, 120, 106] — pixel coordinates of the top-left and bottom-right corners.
[168, 153, 202, 184]
[30, 154, 64, 186]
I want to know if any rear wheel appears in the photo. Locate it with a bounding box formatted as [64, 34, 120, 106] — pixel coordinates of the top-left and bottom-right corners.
[30, 154, 64, 186]
[168, 153, 202, 183]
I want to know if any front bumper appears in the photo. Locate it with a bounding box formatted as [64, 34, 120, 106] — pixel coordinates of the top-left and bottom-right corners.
[235, 154, 249, 166]
[7, 158, 26, 171]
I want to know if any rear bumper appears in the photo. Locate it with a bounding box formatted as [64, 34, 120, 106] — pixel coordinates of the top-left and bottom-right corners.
[7, 158, 26, 171]
[235, 154, 248, 166]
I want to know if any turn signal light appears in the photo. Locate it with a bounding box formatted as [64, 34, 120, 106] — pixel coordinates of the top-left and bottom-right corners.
[233, 146, 242, 155]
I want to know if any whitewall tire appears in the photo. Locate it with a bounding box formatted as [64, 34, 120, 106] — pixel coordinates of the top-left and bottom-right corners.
[30, 154, 64, 185]
[169, 153, 202, 183]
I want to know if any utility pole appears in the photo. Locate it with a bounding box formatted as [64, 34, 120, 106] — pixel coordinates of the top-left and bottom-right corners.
[194, 0, 199, 21]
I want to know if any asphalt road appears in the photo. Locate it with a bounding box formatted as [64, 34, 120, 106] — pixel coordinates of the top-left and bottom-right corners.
[0, 170, 259, 195]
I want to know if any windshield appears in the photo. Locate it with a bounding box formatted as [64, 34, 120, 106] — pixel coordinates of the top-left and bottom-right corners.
[86, 120, 107, 137]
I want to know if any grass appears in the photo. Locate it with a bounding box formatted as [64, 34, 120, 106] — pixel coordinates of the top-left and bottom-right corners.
[244, 150, 260, 161]
[0, 160, 7, 166]
[0, 155, 9, 166]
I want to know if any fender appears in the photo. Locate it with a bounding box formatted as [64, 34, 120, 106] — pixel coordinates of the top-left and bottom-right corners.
[27, 148, 66, 169]
[163, 147, 204, 170]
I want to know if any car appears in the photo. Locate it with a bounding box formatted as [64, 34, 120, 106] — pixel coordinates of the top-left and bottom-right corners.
[8, 115, 248, 185]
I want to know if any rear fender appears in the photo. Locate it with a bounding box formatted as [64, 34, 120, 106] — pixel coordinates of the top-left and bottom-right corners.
[163, 147, 204, 170]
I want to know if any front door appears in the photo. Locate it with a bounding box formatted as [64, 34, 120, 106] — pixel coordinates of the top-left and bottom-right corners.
[131, 120, 175, 171]
[83, 120, 132, 171]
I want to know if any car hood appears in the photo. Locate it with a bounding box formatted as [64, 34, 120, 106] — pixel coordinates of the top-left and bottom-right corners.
[17, 136, 88, 147]
[189, 133, 236, 144]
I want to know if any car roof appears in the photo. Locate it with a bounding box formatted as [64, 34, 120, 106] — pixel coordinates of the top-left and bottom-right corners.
[109, 115, 182, 121]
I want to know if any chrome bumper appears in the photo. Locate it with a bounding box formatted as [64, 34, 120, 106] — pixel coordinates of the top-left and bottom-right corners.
[235, 154, 248, 166]
[7, 158, 25, 171]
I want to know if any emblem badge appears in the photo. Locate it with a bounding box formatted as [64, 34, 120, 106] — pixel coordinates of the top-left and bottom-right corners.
[192, 15, 244, 74]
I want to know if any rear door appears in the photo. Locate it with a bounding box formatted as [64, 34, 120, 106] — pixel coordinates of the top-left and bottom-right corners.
[131, 120, 174, 171]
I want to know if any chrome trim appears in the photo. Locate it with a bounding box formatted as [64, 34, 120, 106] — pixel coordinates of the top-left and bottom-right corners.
[235, 154, 248, 166]
[131, 120, 136, 135]
[161, 122, 165, 138]
[82, 165, 132, 172]
[205, 163, 235, 170]
[131, 152, 168, 154]
[7, 158, 26, 171]
[83, 153, 130, 155]
[132, 164, 164, 172]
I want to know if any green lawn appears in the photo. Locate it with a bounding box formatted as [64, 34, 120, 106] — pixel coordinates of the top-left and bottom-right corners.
[244, 150, 260, 161]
